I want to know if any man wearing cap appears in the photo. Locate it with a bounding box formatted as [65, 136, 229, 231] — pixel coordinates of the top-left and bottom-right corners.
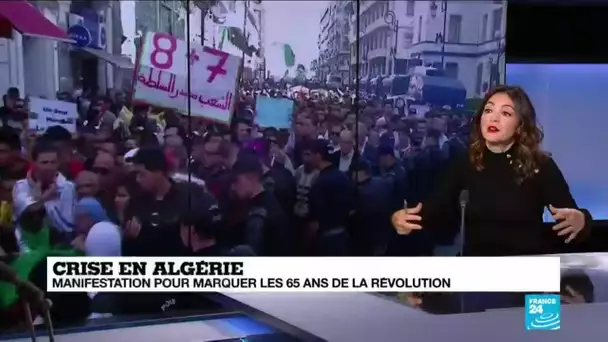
[307, 139, 352, 256]
[231, 154, 289, 256]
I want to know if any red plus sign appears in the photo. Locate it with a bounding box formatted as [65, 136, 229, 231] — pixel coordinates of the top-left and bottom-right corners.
[188, 48, 200, 66]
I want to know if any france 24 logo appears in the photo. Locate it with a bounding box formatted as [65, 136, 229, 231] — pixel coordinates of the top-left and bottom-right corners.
[525, 294, 560, 330]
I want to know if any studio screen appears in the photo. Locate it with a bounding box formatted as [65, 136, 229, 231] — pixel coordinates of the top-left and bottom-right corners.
[506, 64, 608, 220]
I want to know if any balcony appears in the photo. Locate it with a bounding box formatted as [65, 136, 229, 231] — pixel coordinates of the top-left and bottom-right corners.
[409, 40, 495, 59]
[366, 47, 388, 60]
[341, 42, 350, 53]
[359, 0, 375, 13]
[363, 17, 389, 35]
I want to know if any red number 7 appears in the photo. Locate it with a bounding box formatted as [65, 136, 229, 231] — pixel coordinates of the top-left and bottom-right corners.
[203, 47, 229, 83]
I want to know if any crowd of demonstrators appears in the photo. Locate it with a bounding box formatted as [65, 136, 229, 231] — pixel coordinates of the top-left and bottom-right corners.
[0, 81, 470, 327]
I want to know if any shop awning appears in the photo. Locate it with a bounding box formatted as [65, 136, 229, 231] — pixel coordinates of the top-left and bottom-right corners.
[0, 0, 73, 43]
[82, 47, 134, 70]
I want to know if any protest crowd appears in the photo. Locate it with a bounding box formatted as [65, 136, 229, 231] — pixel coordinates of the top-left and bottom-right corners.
[0, 79, 470, 328]
[0, 32, 471, 328]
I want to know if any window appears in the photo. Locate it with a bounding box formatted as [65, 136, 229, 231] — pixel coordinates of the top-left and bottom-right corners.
[492, 8, 503, 38]
[417, 16, 422, 42]
[160, 4, 173, 34]
[447, 15, 462, 43]
[406, 0, 415, 16]
[135, 2, 156, 33]
[481, 14, 488, 42]
[476, 63, 483, 94]
[445, 62, 459, 78]
[403, 31, 414, 47]
[174, 13, 185, 40]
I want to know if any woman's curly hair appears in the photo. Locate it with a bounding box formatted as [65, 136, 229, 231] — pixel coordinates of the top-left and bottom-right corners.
[469, 85, 549, 184]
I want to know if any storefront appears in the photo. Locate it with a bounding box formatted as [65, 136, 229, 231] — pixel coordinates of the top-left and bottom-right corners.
[66, 2, 132, 95]
[0, 0, 73, 98]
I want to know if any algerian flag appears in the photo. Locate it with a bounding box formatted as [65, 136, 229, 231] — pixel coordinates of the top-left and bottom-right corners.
[218, 26, 227, 50]
[283, 44, 295, 67]
[270, 42, 296, 68]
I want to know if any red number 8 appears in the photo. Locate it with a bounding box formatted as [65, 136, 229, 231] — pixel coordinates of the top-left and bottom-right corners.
[150, 33, 177, 70]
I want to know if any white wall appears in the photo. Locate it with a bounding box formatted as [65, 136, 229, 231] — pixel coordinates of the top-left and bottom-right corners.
[22, 7, 59, 99]
[0, 33, 24, 96]
[187, 6, 202, 43]
[406, 1, 506, 97]
[120, 0, 137, 64]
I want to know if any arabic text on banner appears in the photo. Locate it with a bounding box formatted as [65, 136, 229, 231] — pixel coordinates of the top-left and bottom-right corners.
[27, 97, 78, 134]
[133, 32, 241, 124]
[254, 96, 294, 129]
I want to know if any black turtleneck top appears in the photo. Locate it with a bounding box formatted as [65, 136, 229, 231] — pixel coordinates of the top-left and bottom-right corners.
[420, 147, 592, 256]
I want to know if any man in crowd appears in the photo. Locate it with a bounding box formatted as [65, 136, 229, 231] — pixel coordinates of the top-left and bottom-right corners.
[377, 143, 407, 211]
[292, 114, 317, 167]
[293, 140, 319, 254]
[332, 129, 358, 175]
[42, 126, 84, 180]
[350, 159, 392, 255]
[0, 79, 478, 325]
[0, 128, 27, 180]
[231, 153, 290, 256]
[123, 147, 191, 256]
[13, 142, 76, 249]
[308, 139, 352, 256]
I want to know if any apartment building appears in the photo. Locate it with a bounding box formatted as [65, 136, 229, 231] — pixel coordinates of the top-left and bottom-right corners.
[349, 0, 417, 79]
[317, 6, 330, 82]
[317, 1, 350, 85]
[408, 0, 506, 97]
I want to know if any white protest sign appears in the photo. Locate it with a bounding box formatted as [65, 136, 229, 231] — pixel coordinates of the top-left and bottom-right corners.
[133, 31, 241, 124]
[28, 97, 78, 134]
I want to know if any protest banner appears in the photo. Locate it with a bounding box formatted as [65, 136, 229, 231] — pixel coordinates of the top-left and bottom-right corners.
[254, 96, 294, 129]
[27, 97, 78, 134]
[133, 31, 241, 124]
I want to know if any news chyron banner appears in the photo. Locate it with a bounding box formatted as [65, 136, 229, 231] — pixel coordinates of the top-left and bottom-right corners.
[47, 257, 560, 293]
[133, 31, 241, 125]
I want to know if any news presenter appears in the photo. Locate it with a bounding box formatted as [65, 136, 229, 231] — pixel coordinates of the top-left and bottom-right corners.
[392, 85, 592, 256]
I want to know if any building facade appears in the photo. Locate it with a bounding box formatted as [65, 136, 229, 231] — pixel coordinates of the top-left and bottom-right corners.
[310, 59, 319, 80]
[317, 1, 350, 85]
[200, 0, 264, 78]
[408, 0, 506, 98]
[317, 5, 330, 82]
[0, 0, 129, 98]
[345, 0, 506, 98]
[349, 0, 416, 79]
[123, 0, 189, 64]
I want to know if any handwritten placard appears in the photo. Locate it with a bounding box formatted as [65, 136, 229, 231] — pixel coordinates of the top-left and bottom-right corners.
[27, 97, 78, 134]
[133, 31, 241, 124]
[254, 96, 294, 129]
